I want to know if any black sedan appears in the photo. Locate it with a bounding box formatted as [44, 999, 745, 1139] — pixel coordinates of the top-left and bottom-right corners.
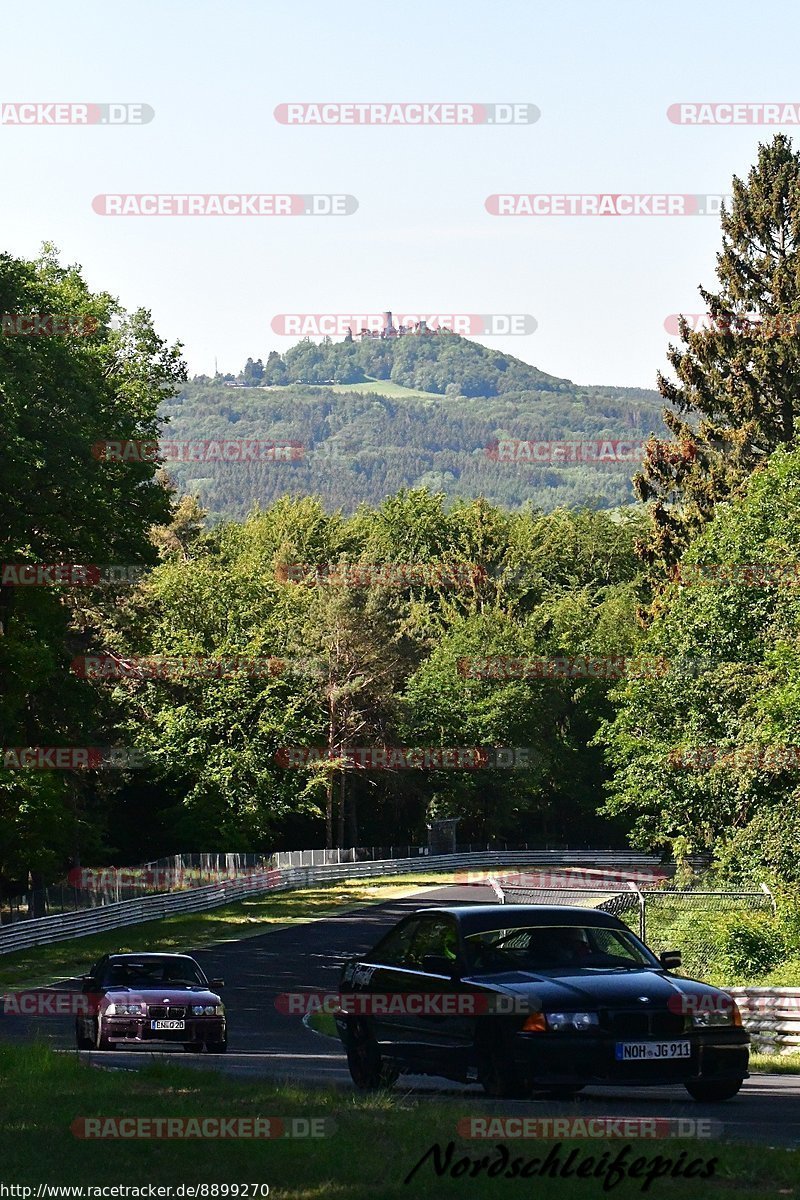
[334, 905, 749, 1101]
[75, 952, 227, 1052]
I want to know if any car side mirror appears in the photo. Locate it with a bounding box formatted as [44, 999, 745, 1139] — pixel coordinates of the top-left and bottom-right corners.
[81, 975, 98, 991]
[210, 978, 224, 988]
[422, 954, 459, 978]
[659, 951, 682, 971]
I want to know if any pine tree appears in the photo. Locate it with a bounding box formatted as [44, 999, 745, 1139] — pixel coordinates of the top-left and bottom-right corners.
[636, 134, 800, 567]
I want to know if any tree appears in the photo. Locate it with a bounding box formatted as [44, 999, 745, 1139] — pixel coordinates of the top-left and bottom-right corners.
[600, 445, 800, 857]
[241, 357, 264, 385]
[0, 245, 185, 888]
[262, 351, 288, 386]
[297, 586, 406, 847]
[636, 135, 800, 567]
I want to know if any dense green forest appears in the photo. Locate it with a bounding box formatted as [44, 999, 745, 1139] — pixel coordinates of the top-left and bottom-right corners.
[162, 373, 662, 519]
[3, 136, 800, 903]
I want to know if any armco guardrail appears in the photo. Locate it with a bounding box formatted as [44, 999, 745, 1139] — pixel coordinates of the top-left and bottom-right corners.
[0, 850, 668, 957]
[0, 870, 280, 955]
[728, 988, 800, 1054]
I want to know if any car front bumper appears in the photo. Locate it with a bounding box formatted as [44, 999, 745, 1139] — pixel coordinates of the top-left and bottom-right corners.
[511, 1028, 749, 1086]
[101, 1016, 226, 1046]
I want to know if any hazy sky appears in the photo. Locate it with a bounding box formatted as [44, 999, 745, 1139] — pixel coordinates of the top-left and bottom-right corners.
[3, 0, 799, 386]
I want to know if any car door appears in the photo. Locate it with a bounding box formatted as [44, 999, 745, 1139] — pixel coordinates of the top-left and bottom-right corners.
[368, 916, 476, 1075]
[341, 915, 425, 1051]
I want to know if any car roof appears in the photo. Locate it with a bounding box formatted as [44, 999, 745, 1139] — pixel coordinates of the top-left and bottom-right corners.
[104, 953, 196, 962]
[411, 905, 628, 934]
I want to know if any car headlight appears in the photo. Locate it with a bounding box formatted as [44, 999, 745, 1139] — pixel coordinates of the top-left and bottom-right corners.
[545, 1011, 600, 1031]
[692, 1001, 741, 1028]
[191, 1004, 222, 1016]
[106, 1003, 144, 1016]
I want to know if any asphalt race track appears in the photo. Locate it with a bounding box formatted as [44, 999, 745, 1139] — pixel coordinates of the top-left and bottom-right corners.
[2, 884, 800, 1147]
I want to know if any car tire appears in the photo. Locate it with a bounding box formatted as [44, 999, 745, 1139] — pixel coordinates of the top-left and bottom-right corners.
[543, 1085, 586, 1100]
[479, 1046, 531, 1099]
[685, 1078, 744, 1102]
[345, 1025, 397, 1090]
[75, 1022, 94, 1051]
[95, 1020, 112, 1052]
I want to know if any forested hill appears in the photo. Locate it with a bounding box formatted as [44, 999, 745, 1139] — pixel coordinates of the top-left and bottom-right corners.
[241, 329, 569, 394]
[160, 333, 665, 520]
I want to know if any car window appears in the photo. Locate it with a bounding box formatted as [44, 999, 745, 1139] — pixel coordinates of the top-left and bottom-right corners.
[464, 924, 658, 972]
[374, 918, 425, 966]
[100, 958, 206, 987]
[404, 919, 459, 969]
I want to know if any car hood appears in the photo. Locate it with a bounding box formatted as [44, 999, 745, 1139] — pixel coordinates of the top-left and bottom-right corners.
[461, 968, 728, 1009]
[102, 987, 221, 1006]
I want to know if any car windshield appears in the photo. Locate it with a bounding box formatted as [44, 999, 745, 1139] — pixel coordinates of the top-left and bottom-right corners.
[100, 958, 207, 988]
[463, 924, 660, 974]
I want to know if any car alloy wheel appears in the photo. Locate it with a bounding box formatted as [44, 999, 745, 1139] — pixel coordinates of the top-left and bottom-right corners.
[345, 1026, 397, 1090]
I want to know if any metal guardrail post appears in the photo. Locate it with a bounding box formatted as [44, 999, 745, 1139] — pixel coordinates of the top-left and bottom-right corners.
[761, 881, 777, 915]
[626, 881, 645, 942]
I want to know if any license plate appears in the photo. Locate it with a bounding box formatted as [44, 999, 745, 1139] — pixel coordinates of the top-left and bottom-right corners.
[150, 1019, 185, 1031]
[615, 1040, 691, 1061]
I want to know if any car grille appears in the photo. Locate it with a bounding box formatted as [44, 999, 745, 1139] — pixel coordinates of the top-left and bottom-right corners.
[606, 1009, 687, 1037]
[147, 1005, 187, 1019]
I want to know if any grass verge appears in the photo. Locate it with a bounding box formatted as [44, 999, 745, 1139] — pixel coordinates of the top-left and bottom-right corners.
[0, 875, 452, 991]
[0, 1043, 797, 1197]
[750, 1051, 800, 1074]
